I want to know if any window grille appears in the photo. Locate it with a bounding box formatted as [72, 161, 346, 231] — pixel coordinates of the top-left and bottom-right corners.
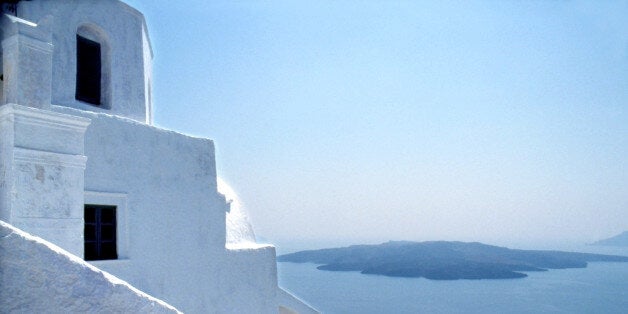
[84, 205, 117, 260]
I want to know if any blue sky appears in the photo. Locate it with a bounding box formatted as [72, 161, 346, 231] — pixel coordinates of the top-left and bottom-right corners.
[127, 0, 628, 248]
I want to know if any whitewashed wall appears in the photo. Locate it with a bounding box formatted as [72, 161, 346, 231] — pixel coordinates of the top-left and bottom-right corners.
[0, 104, 90, 256]
[0, 220, 181, 313]
[51, 106, 282, 313]
[18, 0, 152, 123]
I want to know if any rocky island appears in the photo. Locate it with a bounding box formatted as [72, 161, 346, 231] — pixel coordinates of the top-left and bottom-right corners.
[278, 241, 628, 280]
[592, 231, 628, 247]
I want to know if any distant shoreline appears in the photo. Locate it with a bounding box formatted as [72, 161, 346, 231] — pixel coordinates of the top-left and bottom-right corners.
[590, 231, 628, 247]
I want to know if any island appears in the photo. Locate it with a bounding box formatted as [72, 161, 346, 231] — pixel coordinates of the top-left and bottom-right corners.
[278, 241, 628, 280]
[592, 231, 628, 247]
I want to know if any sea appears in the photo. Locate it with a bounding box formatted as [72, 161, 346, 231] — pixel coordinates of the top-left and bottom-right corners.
[276, 243, 628, 314]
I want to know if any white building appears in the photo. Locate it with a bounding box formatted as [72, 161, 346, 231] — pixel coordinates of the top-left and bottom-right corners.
[0, 1, 316, 313]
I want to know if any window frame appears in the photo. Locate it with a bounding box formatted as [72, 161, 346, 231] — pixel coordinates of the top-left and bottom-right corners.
[84, 204, 118, 261]
[84, 191, 128, 260]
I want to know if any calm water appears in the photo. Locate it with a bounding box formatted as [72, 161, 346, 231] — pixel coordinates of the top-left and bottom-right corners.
[277, 245, 628, 314]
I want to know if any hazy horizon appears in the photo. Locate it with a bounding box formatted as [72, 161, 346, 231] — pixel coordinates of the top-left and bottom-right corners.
[128, 0, 627, 249]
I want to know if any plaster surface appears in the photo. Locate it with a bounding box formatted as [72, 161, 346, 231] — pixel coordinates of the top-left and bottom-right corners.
[0, 220, 180, 313]
[16, 0, 152, 123]
[1, 13, 53, 109]
[51, 105, 295, 313]
[0, 104, 89, 256]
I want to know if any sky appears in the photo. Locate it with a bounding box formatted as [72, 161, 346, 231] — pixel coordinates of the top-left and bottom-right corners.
[126, 0, 628, 249]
